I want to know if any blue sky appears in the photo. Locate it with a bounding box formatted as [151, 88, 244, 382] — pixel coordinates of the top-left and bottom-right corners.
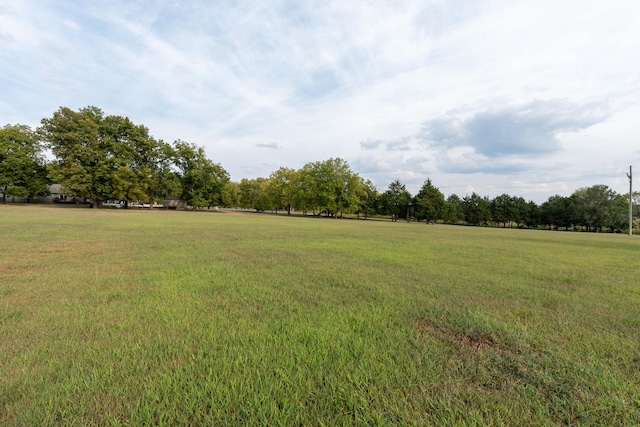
[1, 0, 639, 202]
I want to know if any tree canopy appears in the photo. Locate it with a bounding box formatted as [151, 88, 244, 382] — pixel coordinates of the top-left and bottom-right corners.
[37, 106, 227, 209]
[2, 106, 635, 233]
[382, 179, 412, 222]
[0, 124, 49, 202]
[414, 178, 445, 223]
[173, 141, 229, 209]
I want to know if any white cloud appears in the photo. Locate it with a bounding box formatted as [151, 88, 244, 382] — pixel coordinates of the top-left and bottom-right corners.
[418, 99, 608, 156]
[1, 0, 639, 203]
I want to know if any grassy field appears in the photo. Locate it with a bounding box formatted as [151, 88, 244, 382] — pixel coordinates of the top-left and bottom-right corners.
[1, 204, 639, 426]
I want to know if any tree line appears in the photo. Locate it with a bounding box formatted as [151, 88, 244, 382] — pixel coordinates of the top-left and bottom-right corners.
[1, 106, 636, 232]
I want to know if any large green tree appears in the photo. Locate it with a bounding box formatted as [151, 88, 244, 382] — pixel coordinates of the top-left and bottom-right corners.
[446, 194, 464, 223]
[540, 195, 572, 230]
[523, 200, 541, 229]
[571, 185, 627, 232]
[268, 167, 299, 214]
[0, 124, 49, 202]
[491, 194, 512, 227]
[40, 106, 188, 209]
[221, 181, 241, 208]
[356, 178, 379, 219]
[172, 141, 229, 209]
[382, 179, 412, 222]
[462, 193, 491, 226]
[100, 114, 167, 207]
[297, 158, 362, 217]
[40, 107, 113, 208]
[414, 178, 445, 223]
[239, 177, 271, 212]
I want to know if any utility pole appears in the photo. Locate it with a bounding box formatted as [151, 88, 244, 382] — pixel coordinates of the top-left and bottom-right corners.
[628, 165, 633, 236]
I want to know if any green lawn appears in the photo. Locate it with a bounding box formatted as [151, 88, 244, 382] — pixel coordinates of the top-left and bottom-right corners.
[1, 204, 639, 425]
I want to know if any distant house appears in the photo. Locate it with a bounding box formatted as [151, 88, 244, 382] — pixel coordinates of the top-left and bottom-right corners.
[48, 184, 87, 204]
[3, 184, 177, 208]
[2, 184, 61, 204]
[48, 184, 63, 202]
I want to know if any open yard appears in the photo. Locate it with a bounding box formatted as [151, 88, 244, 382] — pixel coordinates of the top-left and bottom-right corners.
[1, 205, 639, 425]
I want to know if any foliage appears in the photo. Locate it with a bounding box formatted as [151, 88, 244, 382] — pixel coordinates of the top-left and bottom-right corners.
[356, 178, 379, 219]
[570, 185, 628, 232]
[221, 181, 241, 208]
[3, 107, 635, 233]
[39, 106, 183, 208]
[539, 186, 629, 233]
[446, 194, 464, 223]
[414, 178, 445, 223]
[296, 158, 361, 217]
[239, 177, 272, 212]
[268, 167, 299, 214]
[524, 200, 541, 228]
[40, 107, 112, 208]
[540, 195, 572, 230]
[462, 192, 491, 225]
[382, 179, 411, 222]
[490, 193, 511, 227]
[172, 141, 229, 209]
[0, 124, 49, 201]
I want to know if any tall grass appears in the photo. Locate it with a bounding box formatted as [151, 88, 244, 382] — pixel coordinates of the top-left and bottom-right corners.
[1, 205, 639, 425]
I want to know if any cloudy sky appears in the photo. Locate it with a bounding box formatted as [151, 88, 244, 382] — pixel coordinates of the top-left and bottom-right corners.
[1, 0, 639, 202]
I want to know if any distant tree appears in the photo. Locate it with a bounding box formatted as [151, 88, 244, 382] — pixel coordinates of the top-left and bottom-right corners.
[382, 179, 411, 222]
[297, 161, 326, 215]
[142, 140, 181, 208]
[491, 194, 512, 227]
[572, 185, 627, 232]
[414, 178, 445, 223]
[356, 178, 379, 219]
[440, 200, 459, 224]
[446, 194, 464, 223]
[523, 200, 541, 229]
[609, 193, 629, 233]
[268, 167, 299, 214]
[0, 124, 49, 202]
[172, 140, 229, 209]
[221, 181, 241, 208]
[511, 196, 528, 227]
[239, 178, 271, 212]
[297, 158, 362, 217]
[462, 193, 491, 225]
[332, 160, 363, 218]
[540, 195, 572, 230]
[100, 114, 157, 207]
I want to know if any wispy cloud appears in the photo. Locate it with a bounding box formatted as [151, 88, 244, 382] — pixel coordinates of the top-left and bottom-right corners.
[360, 137, 411, 151]
[255, 142, 280, 149]
[1, 0, 639, 202]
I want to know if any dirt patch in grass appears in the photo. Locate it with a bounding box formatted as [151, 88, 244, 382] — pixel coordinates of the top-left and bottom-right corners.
[411, 313, 626, 425]
[414, 317, 525, 355]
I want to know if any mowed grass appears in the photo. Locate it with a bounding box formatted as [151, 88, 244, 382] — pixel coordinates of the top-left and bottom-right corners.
[1, 205, 639, 426]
